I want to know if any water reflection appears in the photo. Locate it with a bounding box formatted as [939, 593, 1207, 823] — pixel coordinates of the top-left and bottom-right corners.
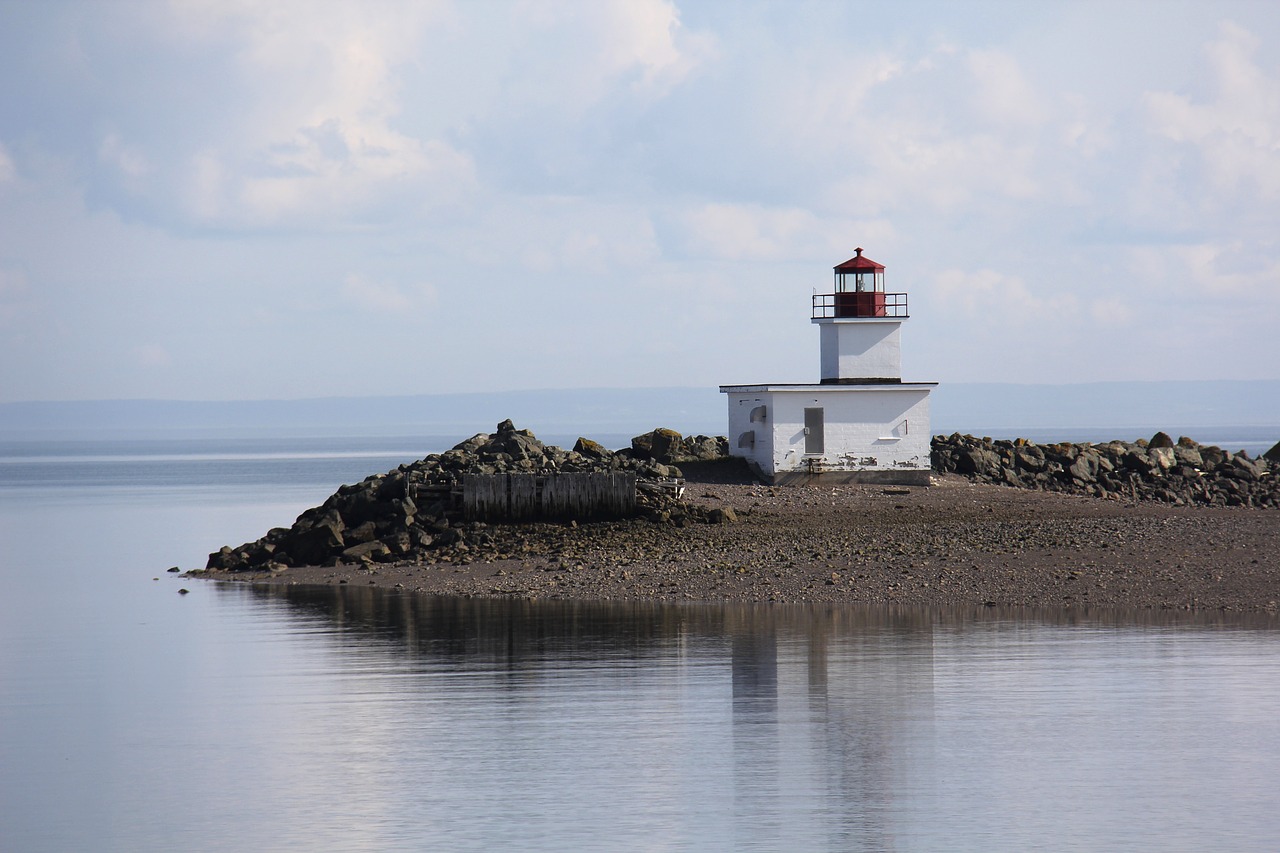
[209, 585, 1280, 851]
[224, 581, 1279, 666]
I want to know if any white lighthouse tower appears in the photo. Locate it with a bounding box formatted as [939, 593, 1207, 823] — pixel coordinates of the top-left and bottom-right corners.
[720, 248, 936, 485]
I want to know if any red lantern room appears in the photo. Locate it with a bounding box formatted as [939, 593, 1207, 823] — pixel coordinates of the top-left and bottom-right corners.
[812, 248, 908, 319]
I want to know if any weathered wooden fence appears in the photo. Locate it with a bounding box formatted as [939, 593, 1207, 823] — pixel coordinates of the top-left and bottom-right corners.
[462, 472, 638, 522]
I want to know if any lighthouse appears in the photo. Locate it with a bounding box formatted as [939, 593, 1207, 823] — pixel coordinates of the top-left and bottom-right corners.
[719, 248, 936, 485]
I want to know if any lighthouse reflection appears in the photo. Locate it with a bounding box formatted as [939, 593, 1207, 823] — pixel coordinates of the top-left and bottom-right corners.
[724, 606, 936, 847]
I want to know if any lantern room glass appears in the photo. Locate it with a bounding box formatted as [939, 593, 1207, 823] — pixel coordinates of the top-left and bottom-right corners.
[835, 270, 884, 293]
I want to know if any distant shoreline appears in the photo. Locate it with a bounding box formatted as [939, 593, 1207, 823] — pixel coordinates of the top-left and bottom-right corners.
[7, 380, 1280, 445]
[198, 474, 1280, 615]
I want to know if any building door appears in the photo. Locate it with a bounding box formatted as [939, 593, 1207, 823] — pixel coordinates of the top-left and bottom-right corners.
[804, 407, 824, 454]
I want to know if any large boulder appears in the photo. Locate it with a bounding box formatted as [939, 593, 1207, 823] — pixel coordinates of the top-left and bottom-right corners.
[282, 521, 345, 566]
[1122, 450, 1157, 474]
[956, 447, 1000, 477]
[1201, 445, 1228, 467]
[1013, 446, 1047, 472]
[338, 491, 399, 526]
[1173, 442, 1204, 468]
[341, 540, 392, 563]
[1149, 446, 1176, 472]
[573, 437, 612, 460]
[1068, 453, 1098, 483]
[631, 428, 685, 463]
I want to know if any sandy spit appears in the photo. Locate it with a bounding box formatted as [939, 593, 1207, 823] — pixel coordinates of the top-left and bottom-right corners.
[195, 475, 1280, 614]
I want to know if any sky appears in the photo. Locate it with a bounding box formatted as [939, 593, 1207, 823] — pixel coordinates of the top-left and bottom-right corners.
[0, 0, 1277, 403]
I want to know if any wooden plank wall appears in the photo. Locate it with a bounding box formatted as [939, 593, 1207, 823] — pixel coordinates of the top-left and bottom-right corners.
[463, 472, 638, 521]
[463, 473, 508, 520]
[509, 474, 539, 521]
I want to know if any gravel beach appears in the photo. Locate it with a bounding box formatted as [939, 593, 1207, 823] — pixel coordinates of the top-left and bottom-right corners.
[201, 471, 1280, 614]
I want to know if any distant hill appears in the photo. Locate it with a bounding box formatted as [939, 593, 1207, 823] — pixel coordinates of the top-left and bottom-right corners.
[2, 381, 1278, 443]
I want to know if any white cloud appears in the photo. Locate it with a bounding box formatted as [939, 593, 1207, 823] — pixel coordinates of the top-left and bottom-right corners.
[766, 53, 905, 151]
[594, 0, 716, 98]
[75, 0, 717, 230]
[102, 0, 476, 228]
[804, 45, 1053, 213]
[935, 268, 1080, 327]
[341, 274, 437, 313]
[967, 49, 1049, 127]
[1145, 21, 1280, 200]
[99, 133, 149, 178]
[505, 0, 716, 110]
[1127, 241, 1280, 301]
[449, 196, 661, 277]
[1088, 297, 1134, 328]
[1059, 93, 1110, 159]
[678, 204, 892, 264]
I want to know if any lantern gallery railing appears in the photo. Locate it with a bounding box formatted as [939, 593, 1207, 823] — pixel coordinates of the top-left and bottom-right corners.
[812, 292, 908, 319]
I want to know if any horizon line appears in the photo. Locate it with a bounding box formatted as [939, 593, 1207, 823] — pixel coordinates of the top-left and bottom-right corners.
[5, 378, 1280, 407]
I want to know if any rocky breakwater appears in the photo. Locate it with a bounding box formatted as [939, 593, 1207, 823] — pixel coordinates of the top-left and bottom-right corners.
[932, 431, 1279, 508]
[206, 421, 731, 573]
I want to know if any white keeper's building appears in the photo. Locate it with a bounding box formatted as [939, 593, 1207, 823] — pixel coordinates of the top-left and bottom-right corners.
[720, 248, 937, 485]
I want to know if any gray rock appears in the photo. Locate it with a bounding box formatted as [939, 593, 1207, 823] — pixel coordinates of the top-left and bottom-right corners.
[345, 521, 379, 544]
[1173, 444, 1204, 468]
[1149, 447, 1176, 472]
[631, 428, 684, 463]
[929, 432, 1278, 510]
[1068, 455, 1096, 483]
[341, 540, 392, 562]
[1229, 455, 1264, 481]
[957, 448, 999, 477]
[1201, 446, 1228, 467]
[573, 437, 612, 459]
[285, 522, 345, 566]
[677, 435, 729, 462]
[452, 433, 489, 453]
[1014, 448, 1046, 471]
[1122, 450, 1156, 474]
[383, 531, 412, 555]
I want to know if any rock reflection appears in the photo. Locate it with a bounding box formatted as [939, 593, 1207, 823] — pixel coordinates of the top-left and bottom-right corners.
[225, 583, 1277, 659]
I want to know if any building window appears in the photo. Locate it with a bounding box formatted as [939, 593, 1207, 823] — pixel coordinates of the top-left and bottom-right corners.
[804, 407, 824, 454]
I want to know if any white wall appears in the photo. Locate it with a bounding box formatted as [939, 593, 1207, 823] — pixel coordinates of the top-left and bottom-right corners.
[769, 387, 931, 474]
[816, 320, 902, 381]
[725, 391, 774, 474]
[723, 385, 933, 481]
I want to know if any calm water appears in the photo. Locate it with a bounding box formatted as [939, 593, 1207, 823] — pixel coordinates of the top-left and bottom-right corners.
[2, 435, 1279, 852]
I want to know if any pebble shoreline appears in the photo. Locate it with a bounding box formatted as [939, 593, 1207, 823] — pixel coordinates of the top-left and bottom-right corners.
[200, 473, 1280, 614]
